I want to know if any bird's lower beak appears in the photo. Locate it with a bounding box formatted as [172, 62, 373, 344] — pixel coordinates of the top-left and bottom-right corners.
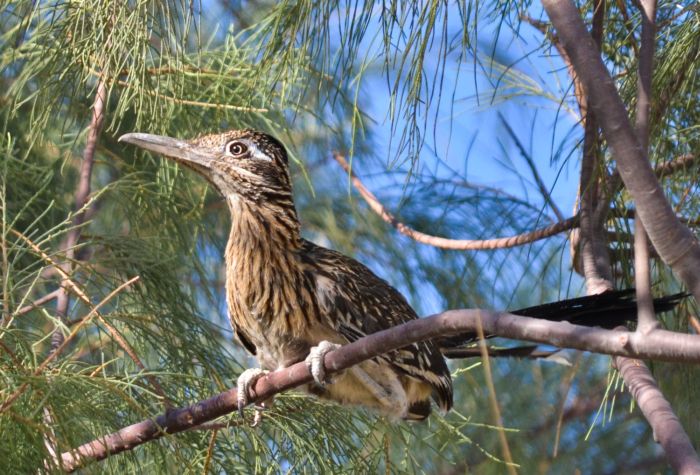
[119, 133, 214, 173]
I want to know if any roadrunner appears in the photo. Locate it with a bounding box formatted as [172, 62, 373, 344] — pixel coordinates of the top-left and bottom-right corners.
[120, 129, 452, 420]
[120, 129, 686, 420]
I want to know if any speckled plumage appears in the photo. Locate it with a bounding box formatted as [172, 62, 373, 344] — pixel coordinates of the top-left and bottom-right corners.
[126, 128, 453, 419]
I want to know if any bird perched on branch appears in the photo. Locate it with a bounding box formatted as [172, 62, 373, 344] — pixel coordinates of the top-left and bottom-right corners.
[120, 129, 452, 420]
[120, 129, 686, 421]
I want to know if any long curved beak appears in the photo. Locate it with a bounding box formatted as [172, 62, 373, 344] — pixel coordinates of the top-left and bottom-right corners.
[119, 133, 214, 175]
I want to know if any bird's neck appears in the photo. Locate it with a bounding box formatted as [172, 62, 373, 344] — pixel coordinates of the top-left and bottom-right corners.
[224, 195, 306, 338]
[225, 195, 302, 261]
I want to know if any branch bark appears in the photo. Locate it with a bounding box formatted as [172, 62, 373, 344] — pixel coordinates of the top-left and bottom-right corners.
[541, 2, 700, 471]
[613, 354, 700, 474]
[541, 0, 700, 302]
[633, 0, 659, 334]
[53, 79, 107, 350]
[577, 0, 613, 295]
[59, 309, 700, 471]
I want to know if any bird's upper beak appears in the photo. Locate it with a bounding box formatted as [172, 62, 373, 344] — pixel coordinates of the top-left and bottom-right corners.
[119, 133, 214, 175]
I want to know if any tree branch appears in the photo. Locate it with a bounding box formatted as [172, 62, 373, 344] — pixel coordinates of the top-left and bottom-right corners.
[633, 0, 659, 334]
[541, 3, 700, 471]
[53, 78, 107, 350]
[14, 289, 61, 317]
[607, 153, 698, 198]
[60, 309, 700, 471]
[613, 354, 700, 474]
[577, 0, 613, 295]
[541, 0, 700, 302]
[333, 154, 577, 250]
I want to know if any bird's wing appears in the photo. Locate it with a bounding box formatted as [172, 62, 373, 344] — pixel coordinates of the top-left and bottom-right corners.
[301, 240, 452, 410]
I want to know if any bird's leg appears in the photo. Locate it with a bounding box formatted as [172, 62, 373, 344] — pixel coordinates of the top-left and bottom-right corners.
[237, 368, 269, 418]
[349, 366, 408, 418]
[305, 340, 341, 386]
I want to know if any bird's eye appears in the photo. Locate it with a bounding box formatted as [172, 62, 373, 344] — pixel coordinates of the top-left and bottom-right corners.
[226, 141, 248, 157]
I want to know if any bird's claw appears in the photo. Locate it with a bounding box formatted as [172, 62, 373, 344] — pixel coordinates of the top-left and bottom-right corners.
[250, 401, 270, 427]
[237, 368, 268, 418]
[305, 341, 341, 386]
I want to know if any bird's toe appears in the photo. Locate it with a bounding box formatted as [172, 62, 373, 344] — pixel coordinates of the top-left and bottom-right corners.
[305, 341, 341, 386]
[236, 368, 268, 418]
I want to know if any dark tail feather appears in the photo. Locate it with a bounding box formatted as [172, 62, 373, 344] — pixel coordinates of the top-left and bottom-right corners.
[438, 289, 688, 352]
[442, 345, 558, 359]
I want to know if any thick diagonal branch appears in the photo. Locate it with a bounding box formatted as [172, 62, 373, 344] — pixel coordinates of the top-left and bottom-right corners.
[60, 310, 700, 471]
[541, 0, 700, 301]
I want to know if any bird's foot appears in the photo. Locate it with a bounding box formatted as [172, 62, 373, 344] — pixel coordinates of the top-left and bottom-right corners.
[237, 368, 268, 418]
[305, 341, 341, 386]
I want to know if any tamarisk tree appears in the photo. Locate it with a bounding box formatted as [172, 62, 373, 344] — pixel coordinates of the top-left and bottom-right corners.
[0, 0, 698, 473]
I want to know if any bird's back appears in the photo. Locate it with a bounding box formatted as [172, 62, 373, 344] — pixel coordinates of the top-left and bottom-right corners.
[298, 239, 453, 415]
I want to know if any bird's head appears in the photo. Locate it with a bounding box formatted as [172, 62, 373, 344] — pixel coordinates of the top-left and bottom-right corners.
[119, 129, 293, 204]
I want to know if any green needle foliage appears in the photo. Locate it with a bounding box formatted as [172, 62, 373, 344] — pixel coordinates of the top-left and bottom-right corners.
[1, 0, 698, 473]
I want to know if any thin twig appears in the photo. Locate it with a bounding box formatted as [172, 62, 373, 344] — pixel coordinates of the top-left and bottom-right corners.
[689, 316, 700, 334]
[0, 338, 22, 367]
[333, 154, 577, 250]
[552, 354, 582, 457]
[1, 176, 8, 324]
[498, 112, 564, 222]
[0, 276, 140, 414]
[59, 309, 700, 471]
[11, 229, 171, 406]
[475, 315, 518, 474]
[530, 390, 603, 437]
[609, 154, 697, 192]
[202, 429, 218, 475]
[14, 289, 61, 317]
[521, 15, 588, 118]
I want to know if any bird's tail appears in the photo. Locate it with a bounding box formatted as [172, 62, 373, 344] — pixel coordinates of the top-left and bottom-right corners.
[438, 289, 688, 356]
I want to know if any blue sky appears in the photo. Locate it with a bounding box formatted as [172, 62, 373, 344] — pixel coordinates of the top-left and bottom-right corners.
[328, 4, 588, 312]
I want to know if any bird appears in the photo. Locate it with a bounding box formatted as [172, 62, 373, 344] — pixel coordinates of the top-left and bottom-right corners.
[119, 129, 687, 421]
[120, 129, 452, 421]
